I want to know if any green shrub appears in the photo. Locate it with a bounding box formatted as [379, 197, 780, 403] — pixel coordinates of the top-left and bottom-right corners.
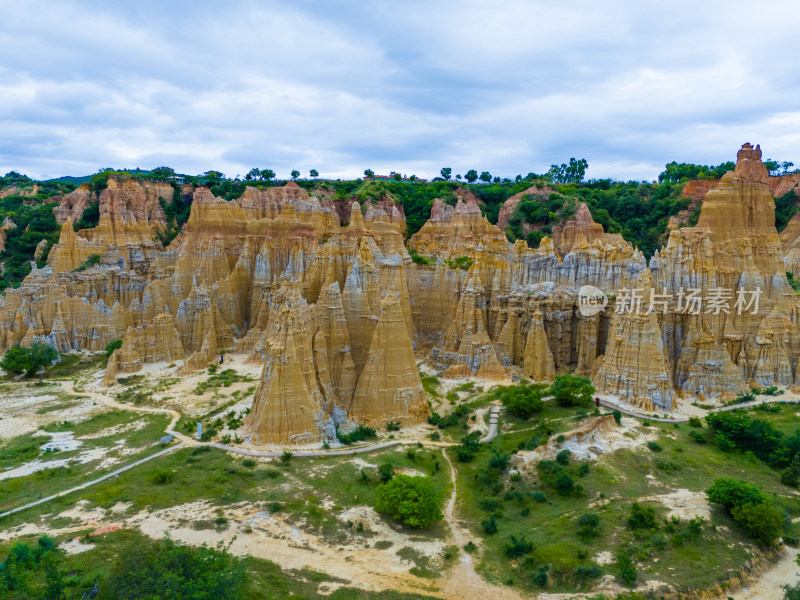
[577, 512, 600, 538]
[1, 342, 59, 376]
[627, 502, 658, 531]
[105, 338, 123, 358]
[378, 463, 394, 483]
[612, 409, 622, 425]
[503, 535, 533, 558]
[556, 449, 571, 465]
[498, 384, 545, 419]
[646, 441, 663, 452]
[730, 502, 784, 545]
[616, 549, 637, 587]
[375, 475, 443, 528]
[550, 374, 595, 407]
[337, 425, 377, 444]
[573, 564, 602, 581]
[73, 253, 102, 272]
[103, 536, 246, 599]
[482, 516, 498, 534]
[688, 416, 703, 428]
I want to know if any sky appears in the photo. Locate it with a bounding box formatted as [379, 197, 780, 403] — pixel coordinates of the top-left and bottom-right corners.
[1, 0, 799, 182]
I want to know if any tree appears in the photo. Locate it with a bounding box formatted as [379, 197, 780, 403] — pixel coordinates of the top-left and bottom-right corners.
[550, 374, 594, 407]
[499, 384, 544, 419]
[393, 173, 402, 181]
[290, 170, 300, 180]
[465, 169, 478, 183]
[103, 537, 246, 600]
[440, 167, 452, 181]
[375, 474, 443, 528]
[1, 342, 58, 376]
[364, 169, 375, 179]
[259, 169, 275, 182]
[309, 169, 319, 178]
[150, 166, 176, 179]
[245, 168, 260, 181]
[203, 170, 224, 183]
[546, 158, 588, 184]
[730, 502, 783, 545]
[479, 171, 492, 183]
[706, 478, 765, 509]
[105, 339, 122, 358]
[782, 454, 800, 487]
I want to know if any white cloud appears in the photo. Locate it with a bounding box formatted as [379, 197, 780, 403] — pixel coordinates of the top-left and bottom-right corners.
[1, 0, 799, 180]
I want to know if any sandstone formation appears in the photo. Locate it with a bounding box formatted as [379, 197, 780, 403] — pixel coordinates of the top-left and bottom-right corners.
[2, 143, 796, 443]
[54, 185, 95, 224]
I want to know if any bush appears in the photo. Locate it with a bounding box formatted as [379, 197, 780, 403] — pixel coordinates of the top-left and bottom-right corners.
[386, 421, 401, 431]
[498, 384, 545, 419]
[530, 491, 546, 503]
[730, 502, 784, 545]
[482, 516, 498, 534]
[646, 441, 662, 452]
[556, 449, 571, 465]
[550, 374, 595, 407]
[375, 475, 443, 528]
[503, 535, 533, 558]
[103, 536, 247, 599]
[555, 472, 575, 496]
[612, 409, 622, 425]
[707, 477, 783, 544]
[577, 512, 600, 538]
[627, 502, 658, 531]
[689, 430, 707, 443]
[105, 338, 123, 358]
[782, 455, 800, 488]
[688, 416, 703, 428]
[1, 342, 59, 376]
[617, 549, 637, 587]
[73, 253, 102, 272]
[706, 478, 765, 509]
[378, 463, 394, 483]
[337, 424, 377, 445]
[573, 564, 602, 581]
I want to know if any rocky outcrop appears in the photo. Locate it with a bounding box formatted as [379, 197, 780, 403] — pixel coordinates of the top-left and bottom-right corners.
[651, 143, 800, 396]
[4, 145, 798, 443]
[349, 294, 429, 425]
[54, 185, 95, 224]
[591, 270, 674, 411]
[110, 313, 185, 374]
[551, 203, 618, 257]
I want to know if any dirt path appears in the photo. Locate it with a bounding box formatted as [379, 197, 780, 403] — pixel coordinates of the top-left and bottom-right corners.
[599, 396, 800, 423]
[730, 548, 799, 599]
[439, 448, 524, 600]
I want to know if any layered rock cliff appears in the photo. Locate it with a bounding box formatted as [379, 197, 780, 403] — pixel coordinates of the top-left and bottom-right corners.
[1, 143, 796, 442]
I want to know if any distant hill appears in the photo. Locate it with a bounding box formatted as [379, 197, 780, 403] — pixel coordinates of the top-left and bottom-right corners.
[43, 175, 93, 185]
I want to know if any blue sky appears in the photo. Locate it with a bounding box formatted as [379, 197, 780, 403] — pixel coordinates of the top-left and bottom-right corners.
[1, 0, 799, 181]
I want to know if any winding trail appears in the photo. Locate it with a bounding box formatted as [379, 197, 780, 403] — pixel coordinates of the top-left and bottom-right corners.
[439, 448, 523, 600]
[599, 396, 800, 423]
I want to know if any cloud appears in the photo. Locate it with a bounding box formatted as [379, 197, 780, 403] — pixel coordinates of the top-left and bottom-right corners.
[1, 0, 799, 180]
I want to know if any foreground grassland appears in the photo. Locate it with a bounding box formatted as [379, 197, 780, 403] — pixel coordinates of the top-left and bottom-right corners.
[454, 403, 800, 594]
[2, 360, 800, 598]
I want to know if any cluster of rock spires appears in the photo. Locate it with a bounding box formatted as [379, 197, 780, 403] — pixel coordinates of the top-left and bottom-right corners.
[2, 143, 799, 443]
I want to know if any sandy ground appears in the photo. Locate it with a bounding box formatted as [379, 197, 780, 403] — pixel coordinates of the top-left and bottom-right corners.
[731, 549, 800, 599]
